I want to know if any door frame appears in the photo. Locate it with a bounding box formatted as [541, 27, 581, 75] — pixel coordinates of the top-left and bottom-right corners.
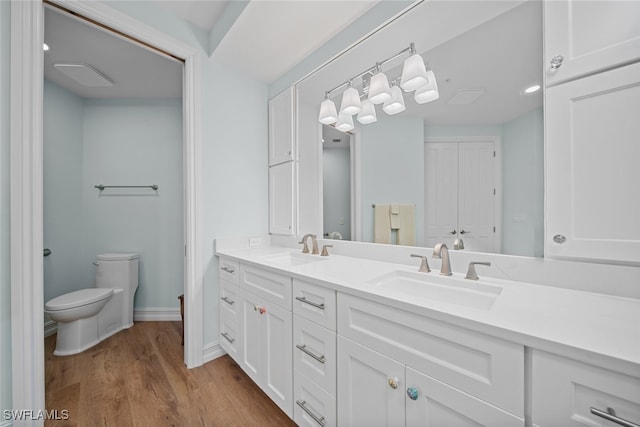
[424, 136, 502, 253]
[10, 0, 203, 414]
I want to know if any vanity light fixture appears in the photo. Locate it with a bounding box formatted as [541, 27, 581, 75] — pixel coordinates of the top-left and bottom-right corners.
[319, 93, 339, 125]
[318, 42, 438, 127]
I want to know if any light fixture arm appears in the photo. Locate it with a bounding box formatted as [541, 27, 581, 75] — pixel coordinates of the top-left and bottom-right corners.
[324, 42, 416, 97]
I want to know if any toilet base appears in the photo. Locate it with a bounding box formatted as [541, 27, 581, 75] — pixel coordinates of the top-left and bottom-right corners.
[53, 289, 130, 356]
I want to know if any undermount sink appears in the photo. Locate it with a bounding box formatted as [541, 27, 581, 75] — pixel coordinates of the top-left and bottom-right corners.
[366, 270, 502, 310]
[260, 252, 327, 267]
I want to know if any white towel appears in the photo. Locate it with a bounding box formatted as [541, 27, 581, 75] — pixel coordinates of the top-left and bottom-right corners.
[390, 204, 400, 229]
[374, 204, 391, 244]
[397, 205, 416, 246]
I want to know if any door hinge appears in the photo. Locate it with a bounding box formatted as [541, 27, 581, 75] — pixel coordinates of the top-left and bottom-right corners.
[185, 245, 187, 256]
[493, 226, 496, 233]
[493, 188, 496, 195]
[493, 150, 496, 158]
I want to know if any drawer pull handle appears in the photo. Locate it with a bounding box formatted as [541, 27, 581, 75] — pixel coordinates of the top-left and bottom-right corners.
[220, 296, 235, 305]
[295, 296, 325, 310]
[221, 266, 235, 273]
[296, 400, 325, 426]
[591, 407, 639, 427]
[221, 332, 235, 344]
[296, 344, 325, 364]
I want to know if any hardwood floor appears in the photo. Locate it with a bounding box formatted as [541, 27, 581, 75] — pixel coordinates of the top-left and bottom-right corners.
[45, 321, 296, 427]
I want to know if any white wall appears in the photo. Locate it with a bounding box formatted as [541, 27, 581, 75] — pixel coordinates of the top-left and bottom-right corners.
[361, 116, 425, 245]
[0, 0, 12, 420]
[323, 146, 351, 240]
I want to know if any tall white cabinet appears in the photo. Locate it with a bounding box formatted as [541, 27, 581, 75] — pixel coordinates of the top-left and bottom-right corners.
[544, 1, 640, 264]
[268, 87, 296, 236]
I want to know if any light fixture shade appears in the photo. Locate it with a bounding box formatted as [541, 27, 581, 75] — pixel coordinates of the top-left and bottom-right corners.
[340, 87, 362, 115]
[400, 53, 428, 92]
[414, 70, 440, 104]
[357, 99, 377, 124]
[335, 112, 354, 132]
[382, 85, 406, 115]
[368, 72, 392, 104]
[318, 98, 338, 124]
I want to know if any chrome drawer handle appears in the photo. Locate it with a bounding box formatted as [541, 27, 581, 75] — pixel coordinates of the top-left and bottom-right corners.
[221, 332, 235, 344]
[221, 266, 235, 273]
[296, 400, 325, 426]
[220, 296, 235, 306]
[591, 407, 639, 427]
[295, 296, 325, 310]
[296, 344, 325, 364]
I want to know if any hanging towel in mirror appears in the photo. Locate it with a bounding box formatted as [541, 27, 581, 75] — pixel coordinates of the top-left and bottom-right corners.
[397, 205, 416, 246]
[374, 204, 392, 244]
[390, 204, 400, 229]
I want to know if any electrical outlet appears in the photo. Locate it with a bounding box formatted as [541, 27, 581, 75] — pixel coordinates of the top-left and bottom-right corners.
[339, 216, 345, 225]
[249, 237, 264, 247]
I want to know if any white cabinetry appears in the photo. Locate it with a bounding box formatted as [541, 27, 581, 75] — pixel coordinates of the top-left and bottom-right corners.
[269, 161, 295, 236]
[545, 62, 640, 264]
[218, 258, 240, 362]
[425, 140, 498, 253]
[544, 0, 640, 86]
[238, 265, 293, 417]
[268, 87, 294, 166]
[532, 350, 640, 427]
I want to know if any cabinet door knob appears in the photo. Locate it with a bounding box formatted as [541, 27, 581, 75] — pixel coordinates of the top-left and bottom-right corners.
[388, 377, 399, 389]
[406, 387, 419, 400]
[459, 229, 469, 235]
[550, 54, 564, 69]
[449, 229, 457, 235]
[553, 234, 566, 244]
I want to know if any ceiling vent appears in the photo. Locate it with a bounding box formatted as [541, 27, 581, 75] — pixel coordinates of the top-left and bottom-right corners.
[448, 89, 485, 105]
[53, 63, 113, 87]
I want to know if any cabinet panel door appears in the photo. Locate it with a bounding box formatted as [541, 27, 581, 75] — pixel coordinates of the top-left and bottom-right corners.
[293, 314, 336, 394]
[293, 279, 337, 331]
[219, 313, 239, 363]
[337, 336, 405, 427]
[269, 87, 294, 166]
[294, 371, 336, 427]
[406, 367, 523, 427]
[220, 279, 239, 320]
[269, 161, 295, 236]
[544, 0, 640, 86]
[240, 264, 292, 309]
[239, 290, 262, 385]
[263, 300, 293, 417]
[425, 143, 458, 248]
[545, 62, 640, 263]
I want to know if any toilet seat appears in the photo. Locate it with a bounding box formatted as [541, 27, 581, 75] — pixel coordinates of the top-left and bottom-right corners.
[45, 288, 113, 311]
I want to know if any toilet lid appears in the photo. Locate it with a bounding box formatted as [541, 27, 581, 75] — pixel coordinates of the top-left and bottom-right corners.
[45, 288, 113, 311]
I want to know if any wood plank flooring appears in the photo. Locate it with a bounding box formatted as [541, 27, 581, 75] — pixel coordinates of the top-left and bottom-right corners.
[45, 321, 296, 427]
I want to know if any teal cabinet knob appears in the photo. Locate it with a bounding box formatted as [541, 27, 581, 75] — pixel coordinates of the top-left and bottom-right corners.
[407, 387, 419, 400]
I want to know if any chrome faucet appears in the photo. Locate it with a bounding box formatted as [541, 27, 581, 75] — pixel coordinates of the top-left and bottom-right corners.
[410, 254, 431, 272]
[432, 243, 452, 276]
[465, 261, 491, 280]
[299, 234, 319, 255]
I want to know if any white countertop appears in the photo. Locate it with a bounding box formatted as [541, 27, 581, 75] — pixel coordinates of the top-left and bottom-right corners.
[216, 245, 640, 368]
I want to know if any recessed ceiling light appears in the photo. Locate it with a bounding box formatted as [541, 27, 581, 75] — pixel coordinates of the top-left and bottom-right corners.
[524, 84, 541, 94]
[43, 43, 50, 51]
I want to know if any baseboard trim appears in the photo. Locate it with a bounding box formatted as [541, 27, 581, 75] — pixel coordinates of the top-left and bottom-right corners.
[133, 308, 181, 321]
[44, 320, 57, 338]
[203, 342, 225, 364]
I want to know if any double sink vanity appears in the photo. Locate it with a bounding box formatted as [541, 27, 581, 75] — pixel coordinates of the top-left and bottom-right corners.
[215, 237, 640, 427]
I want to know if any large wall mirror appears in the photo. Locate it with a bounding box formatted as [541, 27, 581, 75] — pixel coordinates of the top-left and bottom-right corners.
[297, 0, 543, 257]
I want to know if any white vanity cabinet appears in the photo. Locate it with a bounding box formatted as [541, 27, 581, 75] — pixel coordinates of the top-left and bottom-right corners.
[545, 61, 640, 264]
[268, 87, 294, 166]
[269, 161, 295, 236]
[531, 350, 640, 427]
[237, 264, 293, 417]
[544, 0, 640, 87]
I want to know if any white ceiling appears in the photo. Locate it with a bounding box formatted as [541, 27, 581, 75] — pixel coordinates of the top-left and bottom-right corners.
[155, 1, 229, 33]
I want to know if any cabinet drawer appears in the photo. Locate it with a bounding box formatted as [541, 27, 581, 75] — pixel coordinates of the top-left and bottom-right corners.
[293, 279, 336, 331]
[532, 350, 640, 427]
[240, 264, 291, 309]
[219, 279, 239, 321]
[406, 366, 523, 426]
[294, 371, 336, 427]
[294, 315, 336, 395]
[219, 257, 239, 284]
[219, 313, 239, 363]
[337, 293, 524, 416]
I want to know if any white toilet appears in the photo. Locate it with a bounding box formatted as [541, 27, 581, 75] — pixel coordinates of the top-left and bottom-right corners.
[45, 253, 139, 356]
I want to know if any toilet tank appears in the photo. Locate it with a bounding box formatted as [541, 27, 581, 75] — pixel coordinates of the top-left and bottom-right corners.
[95, 253, 140, 292]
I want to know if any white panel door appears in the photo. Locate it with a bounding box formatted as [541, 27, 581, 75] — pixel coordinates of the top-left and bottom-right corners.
[239, 289, 262, 385]
[263, 300, 293, 417]
[544, 0, 640, 86]
[457, 142, 495, 253]
[424, 143, 458, 248]
[405, 367, 523, 427]
[545, 62, 640, 263]
[337, 336, 405, 427]
[268, 87, 294, 166]
[269, 161, 295, 235]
